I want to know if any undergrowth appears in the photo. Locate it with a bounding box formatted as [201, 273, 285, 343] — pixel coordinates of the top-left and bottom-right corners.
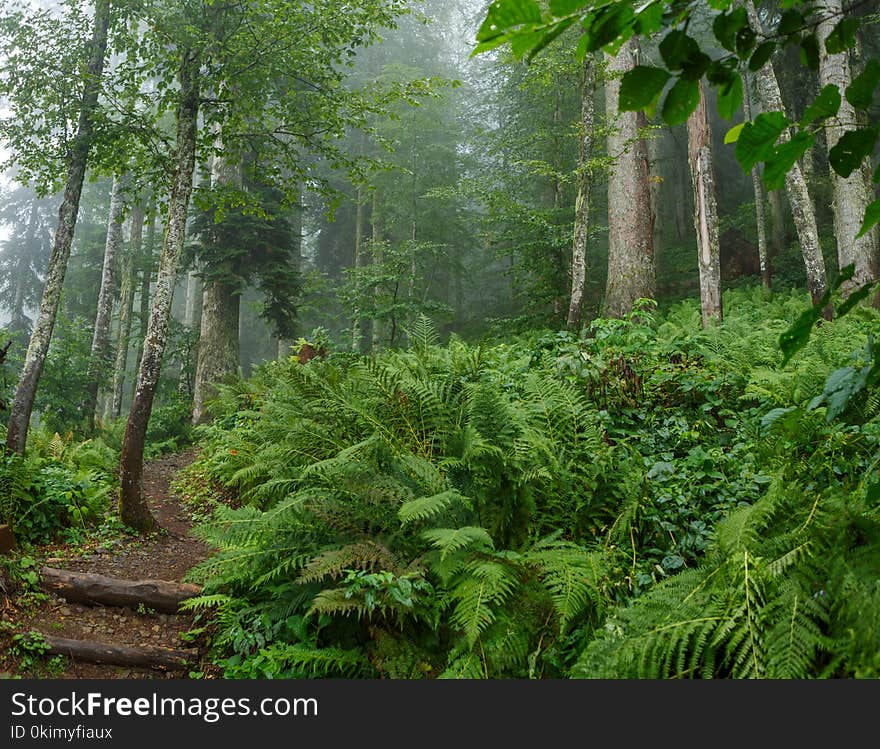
[176, 287, 879, 678]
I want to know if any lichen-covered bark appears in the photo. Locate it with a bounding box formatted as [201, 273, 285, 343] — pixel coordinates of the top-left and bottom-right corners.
[602, 38, 655, 319]
[191, 128, 241, 426]
[132, 209, 157, 394]
[4, 0, 111, 454]
[83, 173, 126, 430]
[687, 80, 723, 327]
[567, 57, 596, 330]
[746, 0, 828, 312]
[818, 0, 879, 293]
[119, 50, 200, 532]
[742, 70, 771, 289]
[107, 199, 146, 420]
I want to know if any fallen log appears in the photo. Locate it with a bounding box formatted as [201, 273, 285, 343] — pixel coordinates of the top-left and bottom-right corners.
[39, 567, 201, 614]
[38, 634, 197, 670]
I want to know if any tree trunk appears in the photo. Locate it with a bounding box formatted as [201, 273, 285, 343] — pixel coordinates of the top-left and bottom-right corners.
[602, 38, 655, 319]
[132, 208, 157, 396]
[371, 190, 385, 352]
[817, 0, 879, 293]
[191, 280, 239, 424]
[83, 173, 126, 431]
[119, 50, 200, 532]
[742, 68, 772, 289]
[191, 127, 241, 426]
[4, 0, 111, 454]
[177, 267, 201, 395]
[107, 199, 146, 420]
[746, 0, 829, 313]
[687, 80, 723, 327]
[352, 184, 367, 352]
[567, 56, 596, 329]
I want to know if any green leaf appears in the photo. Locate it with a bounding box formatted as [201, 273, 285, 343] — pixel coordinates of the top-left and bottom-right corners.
[659, 30, 699, 71]
[717, 73, 743, 120]
[799, 34, 819, 70]
[725, 122, 745, 144]
[824, 18, 859, 55]
[582, 3, 635, 53]
[856, 199, 880, 240]
[549, 0, 589, 13]
[735, 26, 757, 56]
[735, 112, 789, 171]
[763, 132, 813, 191]
[846, 60, 880, 109]
[633, 2, 664, 36]
[476, 0, 543, 42]
[748, 41, 776, 71]
[800, 84, 841, 127]
[619, 66, 670, 111]
[524, 17, 576, 61]
[776, 9, 804, 36]
[829, 127, 878, 178]
[662, 78, 700, 126]
[837, 278, 879, 316]
[712, 7, 748, 52]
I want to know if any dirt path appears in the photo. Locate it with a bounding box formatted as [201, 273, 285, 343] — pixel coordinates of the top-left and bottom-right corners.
[1, 449, 212, 679]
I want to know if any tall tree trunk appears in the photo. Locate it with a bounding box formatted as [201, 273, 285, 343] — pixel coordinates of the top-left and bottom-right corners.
[119, 50, 200, 532]
[83, 173, 126, 431]
[352, 184, 367, 353]
[602, 38, 655, 318]
[191, 127, 241, 426]
[746, 0, 829, 312]
[107, 199, 146, 420]
[742, 68, 772, 289]
[567, 56, 596, 329]
[132, 208, 157, 396]
[768, 189, 787, 258]
[817, 0, 879, 293]
[4, 0, 111, 454]
[687, 80, 723, 327]
[371, 190, 384, 352]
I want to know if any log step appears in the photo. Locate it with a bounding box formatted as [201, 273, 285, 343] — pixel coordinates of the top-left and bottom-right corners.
[39, 567, 202, 614]
[36, 633, 198, 670]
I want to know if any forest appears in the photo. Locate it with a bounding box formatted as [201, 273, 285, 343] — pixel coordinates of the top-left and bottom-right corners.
[0, 0, 878, 681]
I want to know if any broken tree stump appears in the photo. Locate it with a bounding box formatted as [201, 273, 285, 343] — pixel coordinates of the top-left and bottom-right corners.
[39, 567, 202, 614]
[38, 634, 197, 670]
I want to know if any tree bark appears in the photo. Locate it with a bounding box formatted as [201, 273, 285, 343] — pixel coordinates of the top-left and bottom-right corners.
[39, 634, 198, 670]
[191, 126, 241, 425]
[371, 190, 385, 352]
[4, 0, 111, 454]
[746, 0, 829, 313]
[817, 0, 879, 293]
[602, 38, 655, 319]
[107, 199, 146, 420]
[39, 567, 201, 613]
[687, 80, 723, 327]
[119, 50, 200, 532]
[132, 208, 157, 396]
[742, 68, 772, 289]
[83, 173, 126, 431]
[352, 184, 367, 352]
[567, 56, 596, 329]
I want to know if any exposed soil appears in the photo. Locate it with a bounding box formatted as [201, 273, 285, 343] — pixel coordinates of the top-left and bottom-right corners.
[0, 449, 216, 679]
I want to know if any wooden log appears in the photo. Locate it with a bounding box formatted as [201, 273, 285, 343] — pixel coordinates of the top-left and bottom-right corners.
[39, 567, 201, 614]
[39, 634, 197, 670]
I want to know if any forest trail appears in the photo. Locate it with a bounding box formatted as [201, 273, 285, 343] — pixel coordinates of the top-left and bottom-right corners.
[1, 449, 212, 679]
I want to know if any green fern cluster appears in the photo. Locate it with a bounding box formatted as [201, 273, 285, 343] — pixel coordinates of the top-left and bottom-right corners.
[182, 292, 880, 678]
[575, 471, 880, 678]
